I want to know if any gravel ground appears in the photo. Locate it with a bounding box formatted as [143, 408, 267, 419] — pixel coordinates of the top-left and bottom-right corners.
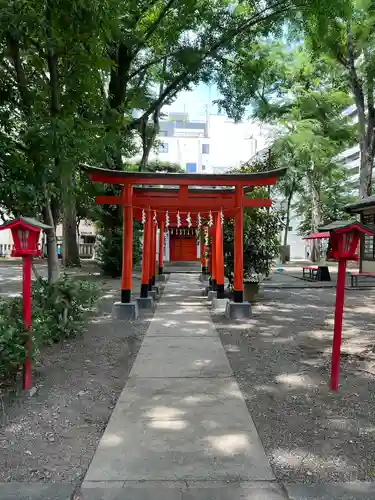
[0, 273, 163, 485]
[213, 285, 375, 484]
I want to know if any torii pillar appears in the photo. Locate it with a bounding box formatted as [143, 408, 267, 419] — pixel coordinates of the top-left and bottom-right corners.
[138, 208, 154, 310]
[211, 223, 217, 291]
[201, 228, 207, 275]
[158, 220, 165, 275]
[112, 184, 139, 320]
[225, 186, 252, 319]
[215, 211, 225, 299]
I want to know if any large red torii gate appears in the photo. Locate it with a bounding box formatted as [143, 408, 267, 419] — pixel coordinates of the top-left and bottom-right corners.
[84, 166, 286, 315]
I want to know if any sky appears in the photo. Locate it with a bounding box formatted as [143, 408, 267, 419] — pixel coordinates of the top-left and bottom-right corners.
[164, 83, 220, 120]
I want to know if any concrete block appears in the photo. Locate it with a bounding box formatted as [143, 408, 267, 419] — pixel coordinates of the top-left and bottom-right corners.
[201, 285, 211, 296]
[212, 297, 229, 311]
[225, 301, 252, 319]
[207, 290, 217, 301]
[148, 290, 158, 301]
[136, 297, 154, 310]
[112, 301, 139, 321]
[156, 274, 167, 282]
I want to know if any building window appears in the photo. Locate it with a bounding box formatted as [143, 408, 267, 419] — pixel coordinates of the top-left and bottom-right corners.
[159, 142, 168, 153]
[202, 143, 209, 154]
[186, 163, 197, 173]
[363, 213, 375, 260]
[201, 165, 206, 171]
[288, 226, 293, 232]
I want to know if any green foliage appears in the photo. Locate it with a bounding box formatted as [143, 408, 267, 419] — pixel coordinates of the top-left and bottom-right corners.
[0, 275, 98, 383]
[96, 227, 123, 278]
[295, 164, 357, 235]
[223, 208, 282, 284]
[0, 299, 26, 381]
[223, 159, 282, 284]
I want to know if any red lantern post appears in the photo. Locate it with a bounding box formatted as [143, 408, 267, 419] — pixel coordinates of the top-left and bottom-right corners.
[0, 217, 51, 390]
[321, 220, 375, 391]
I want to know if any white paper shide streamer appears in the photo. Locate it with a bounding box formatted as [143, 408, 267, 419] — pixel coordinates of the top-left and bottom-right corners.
[165, 210, 170, 228]
[176, 210, 181, 228]
[186, 212, 192, 228]
[141, 209, 146, 225]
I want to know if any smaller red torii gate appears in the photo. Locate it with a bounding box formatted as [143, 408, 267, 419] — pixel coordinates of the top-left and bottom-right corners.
[84, 166, 285, 316]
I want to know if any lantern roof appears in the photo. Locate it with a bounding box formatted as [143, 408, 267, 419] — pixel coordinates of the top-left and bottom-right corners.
[0, 216, 51, 232]
[319, 219, 375, 236]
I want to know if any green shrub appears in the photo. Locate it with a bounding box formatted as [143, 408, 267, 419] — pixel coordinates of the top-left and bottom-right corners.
[0, 275, 98, 383]
[0, 299, 26, 381]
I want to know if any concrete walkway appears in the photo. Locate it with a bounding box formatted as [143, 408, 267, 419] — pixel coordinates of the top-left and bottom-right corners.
[82, 273, 286, 499]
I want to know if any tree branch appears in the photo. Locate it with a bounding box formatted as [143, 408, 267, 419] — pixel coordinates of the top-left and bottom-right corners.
[134, 0, 180, 54]
[45, 1, 60, 117]
[127, 49, 181, 80]
[346, 22, 366, 139]
[129, 0, 298, 130]
[7, 35, 31, 114]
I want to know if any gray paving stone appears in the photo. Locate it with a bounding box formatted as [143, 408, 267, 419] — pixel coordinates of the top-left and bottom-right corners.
[85, 377, 273, 482]
[285, 482, 375, 499]
[81, 483, 182, 500]
[183, 481, 287, 499]
[0, 483, 74, 500]
[84, 273, 274, 485]
[130, 336, 232, 377]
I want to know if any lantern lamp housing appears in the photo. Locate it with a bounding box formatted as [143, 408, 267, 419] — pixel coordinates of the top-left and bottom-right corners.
[320, 220, 375, 261]
[0, 217, 51, 257]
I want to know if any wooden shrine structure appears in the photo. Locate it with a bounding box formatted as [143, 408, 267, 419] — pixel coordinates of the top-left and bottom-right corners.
[84, 166, 286, 308]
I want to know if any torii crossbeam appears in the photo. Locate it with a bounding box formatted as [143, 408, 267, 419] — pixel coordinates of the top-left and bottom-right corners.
[83, 165, 286, 319]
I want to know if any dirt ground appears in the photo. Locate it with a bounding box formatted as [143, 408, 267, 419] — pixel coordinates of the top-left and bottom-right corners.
[214, 285, 375, 484]
[0, 273, 163, 485]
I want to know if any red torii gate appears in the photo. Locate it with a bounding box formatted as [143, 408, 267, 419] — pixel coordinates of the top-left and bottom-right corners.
[84, 166, 285, 314]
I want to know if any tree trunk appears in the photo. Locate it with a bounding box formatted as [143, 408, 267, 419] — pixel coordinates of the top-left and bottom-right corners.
[139, 119, 155, 171]
[283, 191, 293, 248]
[359, 138, 374, 198]
[63, 201, 80, 267]
[307, 169, 322, 263]
[43, 201, 59, 283]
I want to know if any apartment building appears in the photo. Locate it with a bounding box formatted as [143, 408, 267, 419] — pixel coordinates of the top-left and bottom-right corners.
[133, 112, 271, 173]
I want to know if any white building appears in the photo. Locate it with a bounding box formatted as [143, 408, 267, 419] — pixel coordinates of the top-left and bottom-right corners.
[133, 112, 273, 173]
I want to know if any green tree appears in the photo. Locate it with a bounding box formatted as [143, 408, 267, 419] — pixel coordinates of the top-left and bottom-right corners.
[301, 0, 375, 197]
[216, 42, 357, 260]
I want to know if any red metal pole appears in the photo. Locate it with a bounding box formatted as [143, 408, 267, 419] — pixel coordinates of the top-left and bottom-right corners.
[141, 208, 151, 298]
[234, 204, 244, 302]
[330, 258, 347, 391]
[22, 255, 32, 390]
[216, 211, 225, 299]
[158, 220, 165, 274]
[121, 184, 133, 303]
